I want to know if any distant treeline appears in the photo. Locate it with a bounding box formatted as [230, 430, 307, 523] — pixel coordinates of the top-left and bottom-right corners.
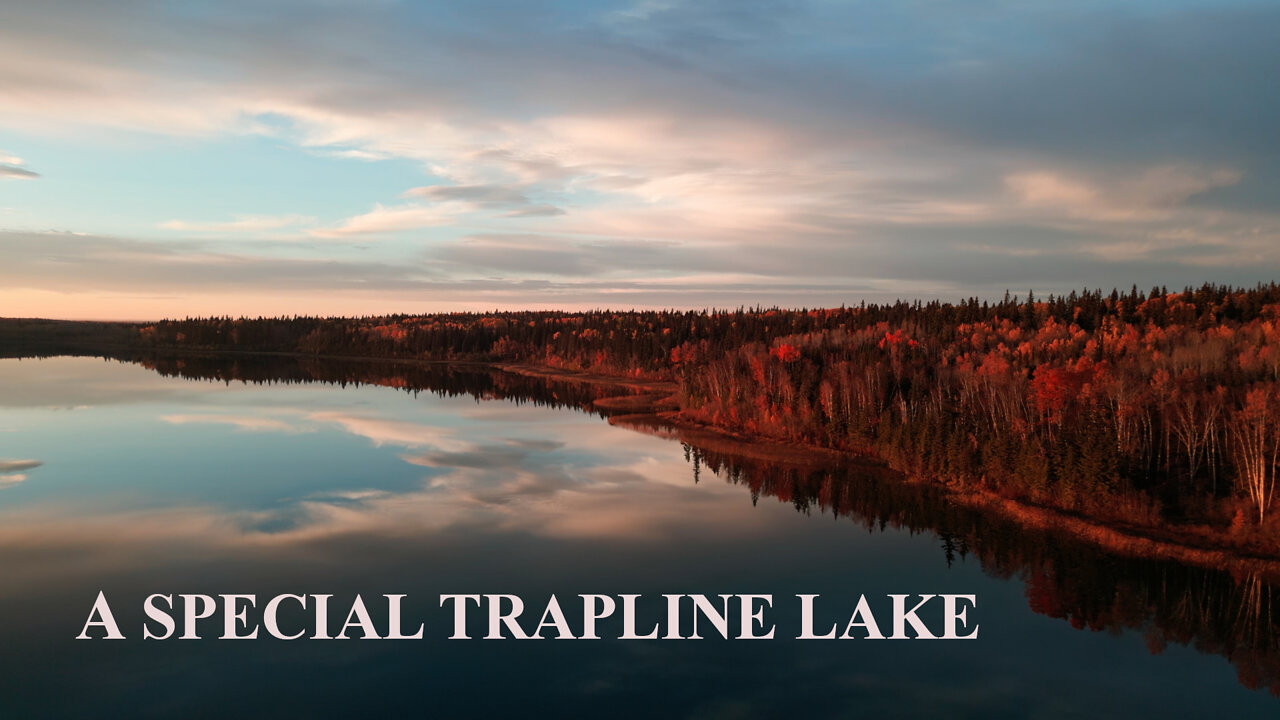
[128, 353, 621, 420]
[6, 282, 1280, 541]
[0, 318, 139, 357]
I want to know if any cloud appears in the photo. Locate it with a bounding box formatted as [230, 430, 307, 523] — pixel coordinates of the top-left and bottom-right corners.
[433, 234, 696, 277]
[1005, 166, 1243, 222]
[161, 414, 310, 433]
[0, 231, 443, 294]
[399, 435, 569, 471]
[505, 438, 565, 451]
[0, 459, 40, 489]
[401, 446, 535, 471]
[0, 460, 41, 473]
[0, 155, 38, 179]
[159, 214, 315, 233]
[0, 412, 755, 551]
[504, 204, 565, 218]
[307, 411, 470, 451]
[404, 184, 530, 207]
[401, 183, 566, 219]
[309, 204, 456, 237]
[0, 1, 1278, 312]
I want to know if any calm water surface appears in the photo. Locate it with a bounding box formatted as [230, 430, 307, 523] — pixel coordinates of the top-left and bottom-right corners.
[0, 356, 1277, 718]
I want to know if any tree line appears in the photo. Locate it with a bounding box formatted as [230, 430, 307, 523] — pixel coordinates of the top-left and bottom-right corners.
[23, 282, 1280, 543]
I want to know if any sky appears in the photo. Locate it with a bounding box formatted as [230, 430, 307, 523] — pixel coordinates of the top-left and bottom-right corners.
[0, 0, 1276, 320]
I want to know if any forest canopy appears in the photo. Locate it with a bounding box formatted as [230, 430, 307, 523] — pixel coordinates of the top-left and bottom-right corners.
[6, 282, 1280, 547]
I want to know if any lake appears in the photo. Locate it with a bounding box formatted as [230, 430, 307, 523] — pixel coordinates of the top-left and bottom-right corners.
[0, 355, 1277, 718]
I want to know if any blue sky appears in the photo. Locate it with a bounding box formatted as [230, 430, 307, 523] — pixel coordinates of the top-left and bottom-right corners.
[0, 0, 1276, 318]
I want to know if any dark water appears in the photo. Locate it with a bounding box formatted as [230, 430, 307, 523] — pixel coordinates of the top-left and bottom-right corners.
[0, 355, 1277, 718]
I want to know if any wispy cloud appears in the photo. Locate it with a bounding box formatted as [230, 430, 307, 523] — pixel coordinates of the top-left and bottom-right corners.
[0, 459, 40, 489]
[0, 152, 38, 179]
[307, 411, 470, 451]
[504, 204, 565, 218]
[1005, 166, 1243, 222]
[308, 204, 456, 238]
[404, 184, 530, 207]
[159, 214, 315, 233]
[161, 414, 310, 433]
[0, 460, 42, 473]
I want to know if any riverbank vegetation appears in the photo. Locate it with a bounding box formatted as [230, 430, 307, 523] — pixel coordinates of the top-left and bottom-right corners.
[6, 282, 1280, 551]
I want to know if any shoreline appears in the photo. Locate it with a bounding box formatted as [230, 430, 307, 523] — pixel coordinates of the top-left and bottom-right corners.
[495, 362, 1280, 579]
[625, 404, 1280, 579]
[15, 346, 1280, 576]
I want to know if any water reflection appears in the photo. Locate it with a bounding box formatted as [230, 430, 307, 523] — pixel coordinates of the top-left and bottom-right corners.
[0, 458, 39, 488]
[674, 440, 1280, 697]
[0, 353, 1277, 717]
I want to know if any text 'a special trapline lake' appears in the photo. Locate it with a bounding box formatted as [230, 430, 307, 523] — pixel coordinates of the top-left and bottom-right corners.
[0, 354, 1278, 718]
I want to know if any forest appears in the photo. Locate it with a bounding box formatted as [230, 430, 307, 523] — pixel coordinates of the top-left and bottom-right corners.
[6, 282, 1280, 551]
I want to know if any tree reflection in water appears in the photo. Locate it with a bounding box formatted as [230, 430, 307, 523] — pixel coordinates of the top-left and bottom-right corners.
[38, 350, 1280, 697]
